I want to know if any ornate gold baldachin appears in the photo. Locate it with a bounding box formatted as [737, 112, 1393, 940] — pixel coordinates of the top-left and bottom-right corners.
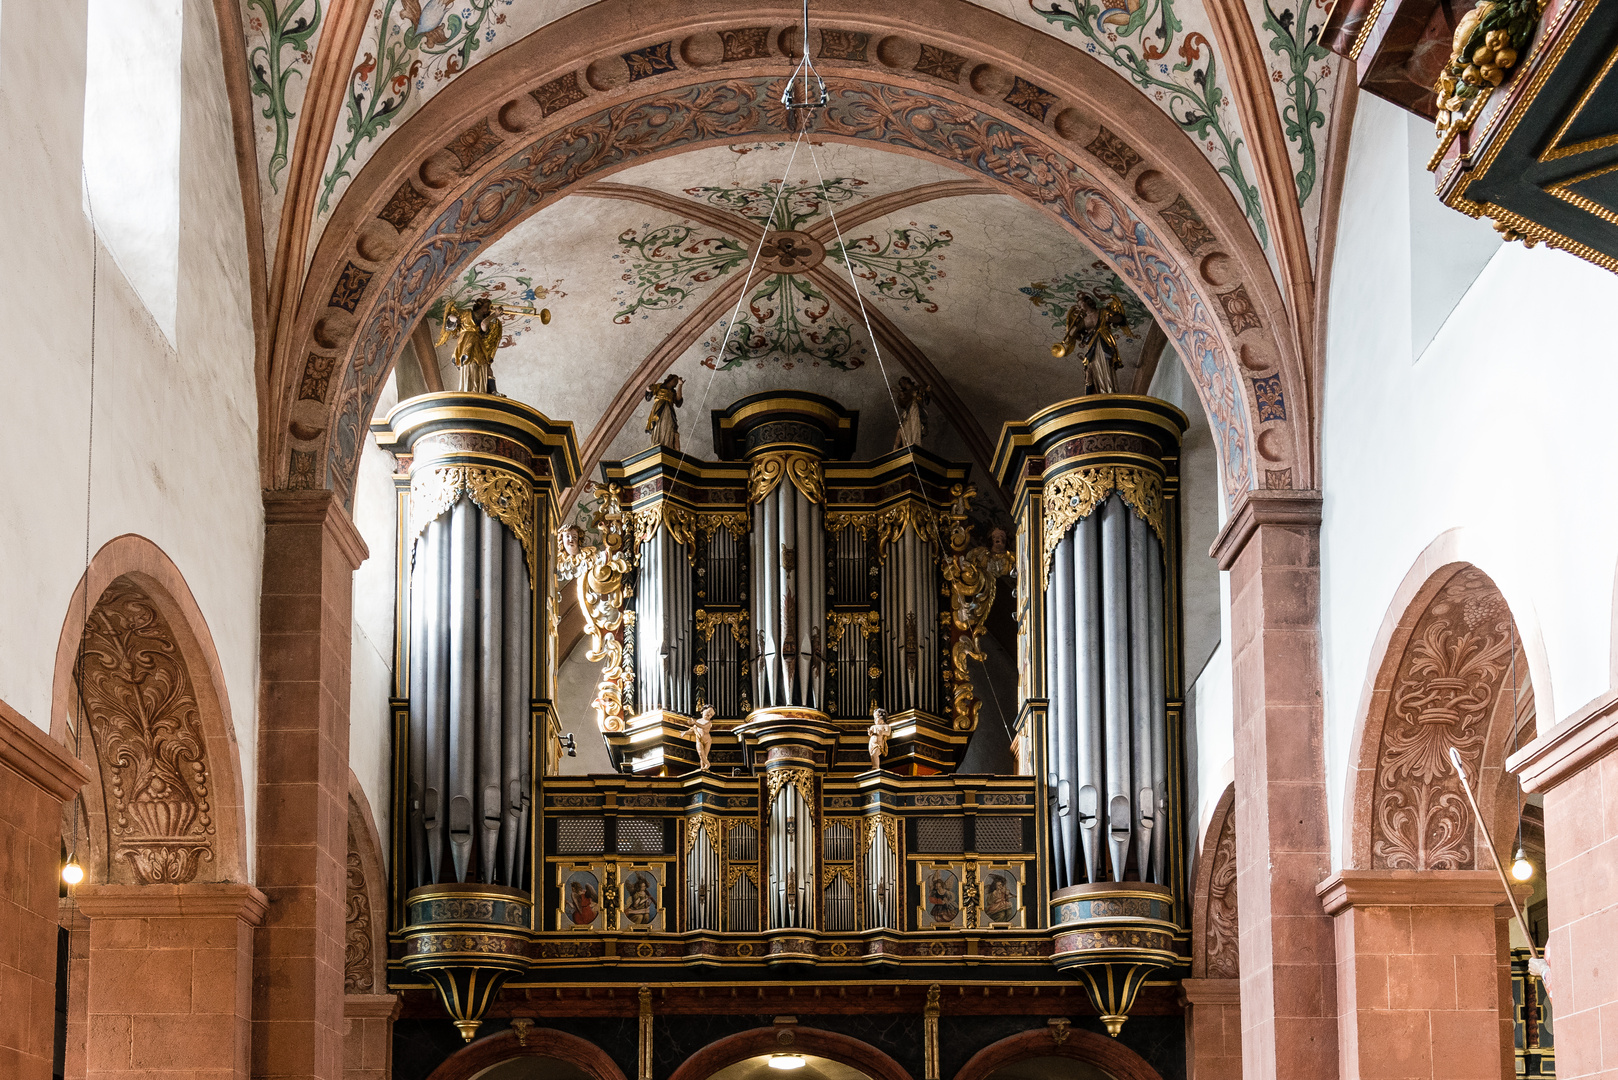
[685, 813, 722, 856]
[764, 767, 817, 820]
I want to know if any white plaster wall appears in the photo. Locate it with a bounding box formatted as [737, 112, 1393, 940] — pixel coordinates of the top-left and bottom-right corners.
[1319, 92, 1618, 868]
[350, 376, 401, 852]
[0, 0, 263, 867]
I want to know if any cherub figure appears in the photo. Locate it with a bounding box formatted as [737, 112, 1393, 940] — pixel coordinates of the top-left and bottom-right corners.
[893, 377, 930, 450]
[867, 707, 893, 773]
[1051, 292, 1134, 394]
[685, 704, 715, 772]
[644, 375, 685, 451]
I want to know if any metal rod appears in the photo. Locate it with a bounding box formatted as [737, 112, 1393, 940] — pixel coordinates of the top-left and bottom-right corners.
[1448, 746, 1538, 960]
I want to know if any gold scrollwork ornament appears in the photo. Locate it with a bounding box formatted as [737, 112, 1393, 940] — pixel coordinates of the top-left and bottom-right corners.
[941, 485, 1016, 732]
[556, 483, 636, 733]
[1040, 465, 1166, 586]
[411, 464, 538, 580]
[749, 451, 824, 505]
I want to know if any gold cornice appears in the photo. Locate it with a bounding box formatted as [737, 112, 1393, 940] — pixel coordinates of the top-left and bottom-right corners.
[1540, 37, 1618, 161]
[717, 396, 851, 430]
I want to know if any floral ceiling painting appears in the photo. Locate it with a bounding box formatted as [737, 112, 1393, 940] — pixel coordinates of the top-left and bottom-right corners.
[612, 177, 953, 373]
[411, 142, 1170, 470]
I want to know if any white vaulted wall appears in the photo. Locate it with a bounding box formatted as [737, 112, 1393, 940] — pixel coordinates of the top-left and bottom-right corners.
[1318, 93, 1618, 868]
[0, 0, 263, 865]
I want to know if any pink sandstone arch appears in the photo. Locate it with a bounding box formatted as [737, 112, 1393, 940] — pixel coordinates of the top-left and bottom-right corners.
[666, 1026, 911, 1080]
[50, 534, 248, 885]
[950, 1025, 1166, 1080]
[1344, 549, 1539, 873]
[423, 1026, 631, 1080]
[269, 0, 1310, 514]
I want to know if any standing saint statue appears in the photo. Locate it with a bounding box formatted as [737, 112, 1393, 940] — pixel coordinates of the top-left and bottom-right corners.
[868, 707, 893, 773]
[1051, 292, 1134, 394]
[684, 704, 715, 772]
[893, 377, 930, 450]
[644, 375, 685, 451]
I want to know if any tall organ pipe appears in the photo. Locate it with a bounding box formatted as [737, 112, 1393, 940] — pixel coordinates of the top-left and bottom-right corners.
[447, 499, 478, 883]
[423, 515, 450, 885]
[1075, 514, 1104, 884]
[1050, 532, 1076, 889]
[500, 529, 526, 886]
[407, 532, 430, 889]
[1147, 531, 1167, 884]
[1099, 496, 1132, 880]
[1126, 512, 1156, 880]
[477, 512, 504, 883]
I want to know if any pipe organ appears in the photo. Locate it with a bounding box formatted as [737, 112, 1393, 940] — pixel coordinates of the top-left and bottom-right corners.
[994, 394, 1190, 1036]
[381, 389, 1191, 1042]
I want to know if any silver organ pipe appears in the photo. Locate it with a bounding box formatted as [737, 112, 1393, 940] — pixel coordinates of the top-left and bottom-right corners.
[880, 523, 939, 716]
[751, 478, 825, 711]
[1075, 514, 1104, 884]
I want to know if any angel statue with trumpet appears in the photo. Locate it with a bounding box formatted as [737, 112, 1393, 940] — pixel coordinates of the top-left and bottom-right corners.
[436, 296, 552, 393]
[1051, 291, 1134, 395]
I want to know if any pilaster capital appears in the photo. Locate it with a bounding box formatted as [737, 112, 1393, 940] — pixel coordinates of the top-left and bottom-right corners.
[1316, 869, 1516, 917]
[1178, 977, 1241, 1006]
[0, 697, 92, 803]
[262, 488, 370, 571]
[1508, 686, 1618, 794]
[1209, 489, 1322, 570]
[344, 993, 402, 1020]
[73, 882, 270, 924]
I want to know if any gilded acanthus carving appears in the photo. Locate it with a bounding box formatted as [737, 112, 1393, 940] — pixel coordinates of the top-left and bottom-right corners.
[1041, 465, 1166, 585]
[557, 483, 636, 733]
[77, 580, 216, 885]
[695, 609, 750, 645]
[825, 611, 880, 650]
[765, 767, 817, 822]
[826, 501, 939, 556]
[345, 838, 374, 993]
[941, 485, 1015, 732]
[411, 464, 538, 580]
[685, 812, 722, 855]
[1204, 810, 1239, 979]
[748, 451, 824, 505]
[633, 502, 697, 551]
[1372, 568, 1514, 871]
[697, 511, 750, 540]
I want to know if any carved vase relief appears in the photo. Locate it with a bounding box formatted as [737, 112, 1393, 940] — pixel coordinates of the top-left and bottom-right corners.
[77, 579, 216, 885]
[345, 824, 375, 993]
[1371, 568, 1515, 871]
[1203, 809, 1239, 979]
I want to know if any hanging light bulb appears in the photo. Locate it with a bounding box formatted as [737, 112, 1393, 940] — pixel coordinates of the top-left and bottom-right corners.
[61, 856, 84, 885]
[1511, 847, 1534, 882]
[769, 1054, 807, 1070]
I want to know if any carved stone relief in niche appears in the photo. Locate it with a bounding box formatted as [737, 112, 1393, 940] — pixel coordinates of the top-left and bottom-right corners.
[345, 825, 374, 993]
[77, 579, 215, 885]
[1204, 810, 1239, 979]
[1372, 568, 1513, 871]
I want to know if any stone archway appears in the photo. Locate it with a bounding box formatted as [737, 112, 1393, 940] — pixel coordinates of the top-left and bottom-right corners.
[950, 1026, 1165, 1080]
[51, 535, 247, 886]
[423, 1027, 631, 1080]
[269, 0, 1310, 513]
[666, 1026, 912, 1080]
[1182, 784, 1241, 1080]
[1323, 556, 1539, 1080]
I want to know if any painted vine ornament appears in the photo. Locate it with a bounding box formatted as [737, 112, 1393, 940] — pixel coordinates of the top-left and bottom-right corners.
[1433, 0, 1538, 137]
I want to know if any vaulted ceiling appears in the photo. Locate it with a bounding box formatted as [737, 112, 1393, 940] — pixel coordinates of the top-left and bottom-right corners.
[224, 0, 1347, 509]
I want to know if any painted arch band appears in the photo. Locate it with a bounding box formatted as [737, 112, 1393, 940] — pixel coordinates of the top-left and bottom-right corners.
[307, 70, 1279, 509]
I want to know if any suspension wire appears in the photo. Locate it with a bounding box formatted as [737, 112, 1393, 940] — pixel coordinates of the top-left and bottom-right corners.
[689, 125, 810, 422]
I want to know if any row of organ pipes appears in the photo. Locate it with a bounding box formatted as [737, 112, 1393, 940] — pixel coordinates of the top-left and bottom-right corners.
[1045, 496, 1168, 889]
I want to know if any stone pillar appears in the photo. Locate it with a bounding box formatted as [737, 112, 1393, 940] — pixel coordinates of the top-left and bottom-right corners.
[1209, 490, 1337, 1079]
[1317, 871, 1508, 1080]
[1509, 689, 1618, 1079]
[76, 884, 266, 1080]
[1181, 979, 1243, 1080]
[342, 995, 399, 1080]
[0, 701, 91, 1080]
[255, 491, 368, 1080]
